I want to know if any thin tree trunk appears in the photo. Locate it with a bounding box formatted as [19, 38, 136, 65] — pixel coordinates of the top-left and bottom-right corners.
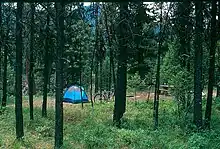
[217, 85, 220, 98]
[194, 1, 203, 129]
[79, 45, 83, 108]
[0, 3, 2, 104]
[153, 2, 163, 130]
[15, 2, 24, 139]
[89, 3, 98, 106]
[28, 3, 35, 120]
[90, 47, 95, 106]
[113, 2, 129, 126]
[1, 3, 9, 107]
[55, 2, 64, 148]
[216, 2, 220, 98]
[42, 4, 50, 117]
[100, 59, 103, 100]
[204, 0, 217, 129]
[94, 60, 99, 94]
[94, 3, 99, 95]
[2, 15, 9, 107]
[2, 42, 8, 107]
[110, 25, 116, 93]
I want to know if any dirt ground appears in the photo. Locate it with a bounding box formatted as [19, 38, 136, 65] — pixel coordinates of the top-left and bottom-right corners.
[12, 89, 217, 109]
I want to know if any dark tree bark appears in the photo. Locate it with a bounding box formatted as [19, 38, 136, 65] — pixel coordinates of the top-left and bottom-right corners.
[89, 3, 98, 106]
[28, 3, 35, 120]
[2, 42, 8, 107]
[55, 2, 64, 148]
[135, 2, 146, 80]
[204, 0, 217, 129]
[100, 59, 103, 99]
[90, 48, 94, 106]
[94, 7, 99, 95]
[110, 26, 116, 92]
[216, 2, 220, 98]
[2, 14, 9, 107]
[194, 1, 203, 129]
[217, 84, 220, 98]
[79, 45, 83, 108]
[153, 2, 162, 130]
[94, 60, 99, 94]
[0, 3, 2, 105]
[42, 4, 50, 117]
[113, 2, 129, 126]
[99, 36, 104, 99]
[15, 2, 24, 139]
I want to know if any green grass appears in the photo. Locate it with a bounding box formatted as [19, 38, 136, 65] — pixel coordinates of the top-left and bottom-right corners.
[0, 97, 220, 149]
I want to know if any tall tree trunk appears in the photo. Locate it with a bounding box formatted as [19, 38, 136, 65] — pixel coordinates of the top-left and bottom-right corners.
[15, 2, 24, 139]
[100, 59, 103, 100]
[0, 3, 2, 104]
[42, 4, 50, 117]
[194, 1, 203, 129]
[2, 14, 9, 107]
[216, 2, 220, 98]
[110, 26, 116, 92]
[90, 48, 95, 106]
[89, 3, 98, 106]
[94, 3, 99, 94]
[153, 2, 162, 130]
[55, 2, 64, 148]
[2, 42, 8, 107]
[94, 60, 99, 93]
[79, 46, 83, 108]
[204, 0, 217, 129]
[28, 3, 35, 120]
[113, 2, 129, 126]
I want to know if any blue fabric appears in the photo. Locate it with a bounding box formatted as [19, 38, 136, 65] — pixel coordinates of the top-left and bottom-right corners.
[63, 85, 88, 103]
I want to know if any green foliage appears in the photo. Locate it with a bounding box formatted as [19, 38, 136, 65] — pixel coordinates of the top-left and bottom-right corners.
[0, 97, 220, 148]
[127, 73, 146, 93]
[161, 41, 194, 121]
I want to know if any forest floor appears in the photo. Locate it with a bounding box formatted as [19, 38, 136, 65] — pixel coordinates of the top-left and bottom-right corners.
[0, 95, 220, 149]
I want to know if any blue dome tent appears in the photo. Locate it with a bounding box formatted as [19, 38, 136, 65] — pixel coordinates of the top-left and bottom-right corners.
[63, 85, 88, 103]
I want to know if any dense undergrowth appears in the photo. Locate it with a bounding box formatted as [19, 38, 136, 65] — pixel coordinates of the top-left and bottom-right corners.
[0, 97, 220, 149]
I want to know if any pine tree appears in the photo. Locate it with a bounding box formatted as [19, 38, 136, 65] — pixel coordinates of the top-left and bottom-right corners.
[153, 2, 163, 130]
[194, 1, 203, 129]
[113, 2, 129, 126]
[55, 2, 64, 148]
[204, 0, 217, 129]
[15, 1, 24, 139]
[28, 3, 35, 120]
[42, 3, 50, 118]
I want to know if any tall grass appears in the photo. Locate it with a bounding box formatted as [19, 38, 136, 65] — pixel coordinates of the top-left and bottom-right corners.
[0, 97, 220, 148]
